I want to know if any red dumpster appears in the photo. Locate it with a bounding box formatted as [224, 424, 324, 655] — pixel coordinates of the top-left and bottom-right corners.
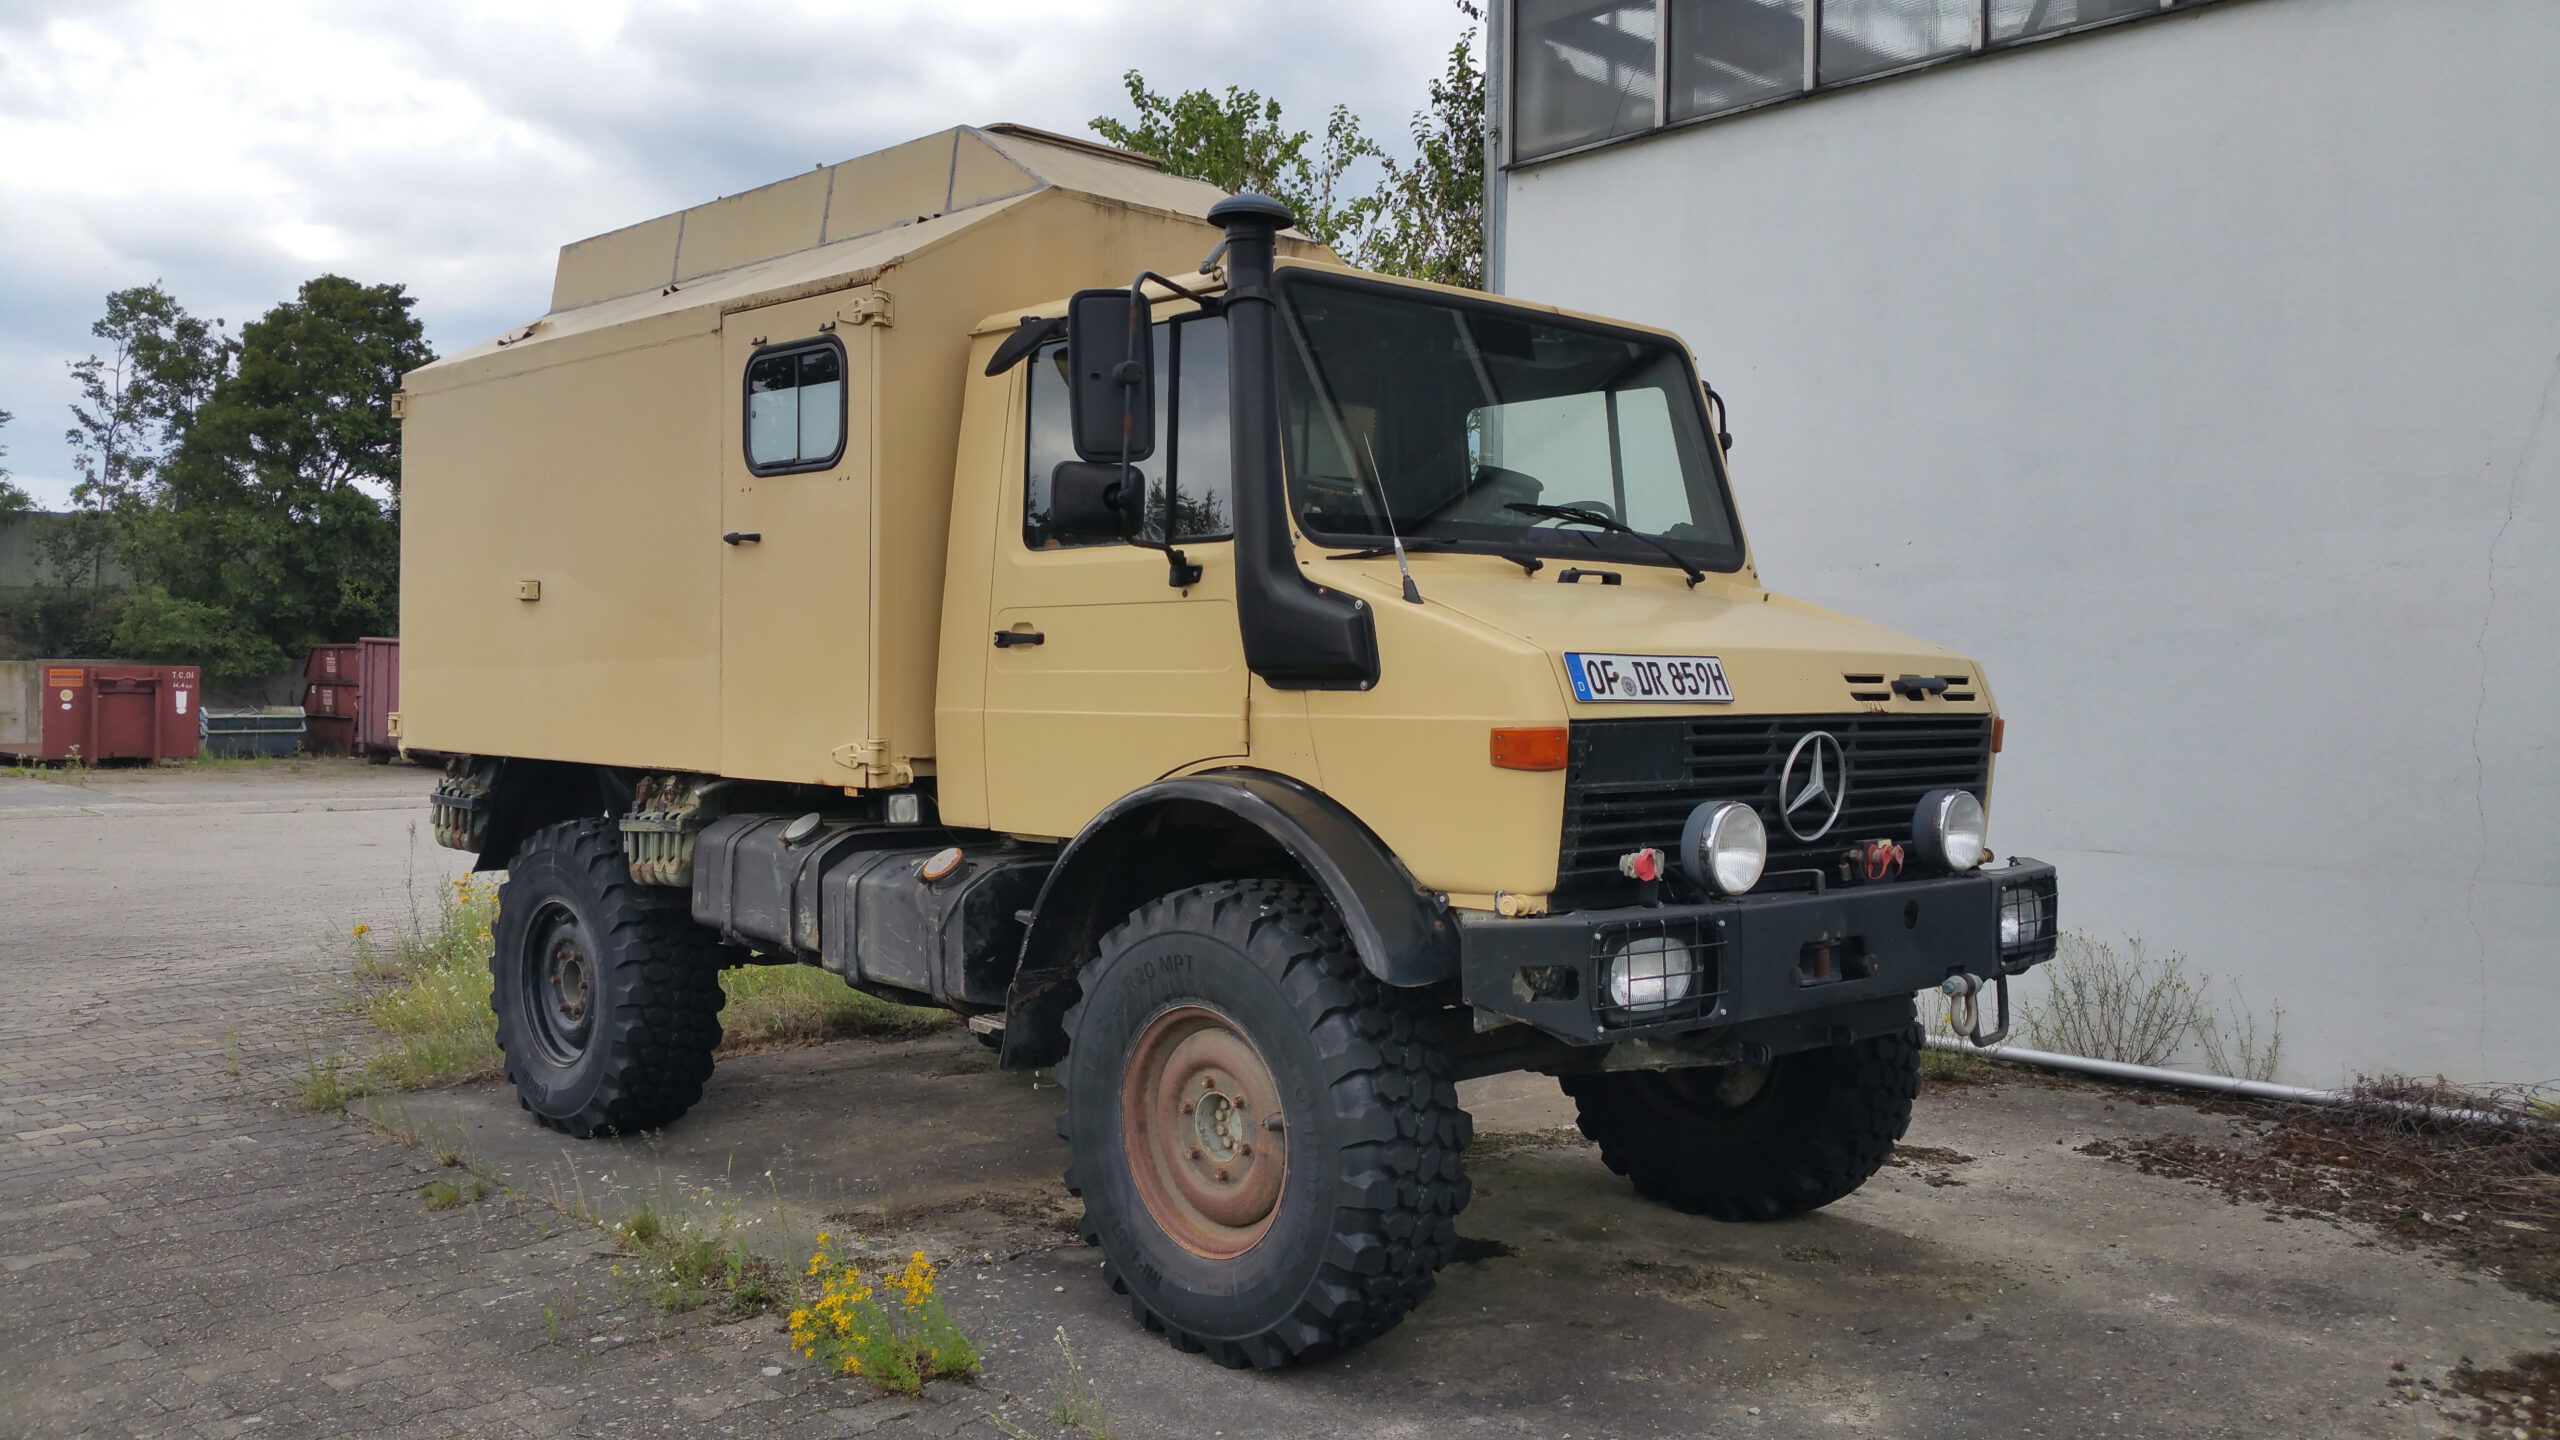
[0, 661, 202, 763]
[356, 636, 400, 762]
[302, 642, 364, 755]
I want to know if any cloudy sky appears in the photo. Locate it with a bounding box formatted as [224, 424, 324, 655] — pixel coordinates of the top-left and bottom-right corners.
[0, 0, 1469, 506]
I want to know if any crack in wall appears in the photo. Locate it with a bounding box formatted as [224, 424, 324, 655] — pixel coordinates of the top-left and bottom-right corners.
[2465, 333, 2560, 1054]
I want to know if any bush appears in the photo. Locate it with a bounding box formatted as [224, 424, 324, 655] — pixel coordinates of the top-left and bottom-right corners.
[109, 585, 286, 686]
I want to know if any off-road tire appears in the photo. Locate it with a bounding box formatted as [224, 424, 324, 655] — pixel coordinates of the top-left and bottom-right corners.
[1059, 880, 1471, 1368]
[1562, 1005, 1920, 1221]
[489, 817, 726, 1137]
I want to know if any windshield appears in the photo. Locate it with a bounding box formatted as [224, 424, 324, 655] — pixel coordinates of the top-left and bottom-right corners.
[1278, 274, 1742, 572]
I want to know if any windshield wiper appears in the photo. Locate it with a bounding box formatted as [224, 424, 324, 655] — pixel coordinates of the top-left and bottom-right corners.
[1325, 538, 1544, 576]
[1504, 503, 1706, 588]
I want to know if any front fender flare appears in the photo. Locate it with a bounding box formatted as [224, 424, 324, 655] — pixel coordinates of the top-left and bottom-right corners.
[997, 769, 1457, 1068]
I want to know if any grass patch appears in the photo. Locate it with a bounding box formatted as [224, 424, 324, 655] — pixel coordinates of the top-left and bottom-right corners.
[295, 1053, 356, 1112]
[337, 870, 948, 1095]
[610, 1200, 787, 1317]
[719, 963, 948, 1053]
[421, 1177, 488, 1211]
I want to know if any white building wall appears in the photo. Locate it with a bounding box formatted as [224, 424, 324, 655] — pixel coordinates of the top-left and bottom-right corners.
[1498, 0, 2559, 1087]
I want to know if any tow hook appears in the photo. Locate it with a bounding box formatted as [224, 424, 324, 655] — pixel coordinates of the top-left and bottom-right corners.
[1939, 972, 2011, 1047]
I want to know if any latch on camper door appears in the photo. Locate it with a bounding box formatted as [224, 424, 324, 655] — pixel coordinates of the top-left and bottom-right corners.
[842, 290, 894, 328]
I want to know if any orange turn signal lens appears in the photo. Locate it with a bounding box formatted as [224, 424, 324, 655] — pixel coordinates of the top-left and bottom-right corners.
[1490, 726, 1570, 771]
[1991, 717, 2005, 754]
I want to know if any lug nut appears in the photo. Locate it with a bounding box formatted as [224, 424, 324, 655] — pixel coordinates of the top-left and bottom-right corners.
[1214, 1167, 1229, 1181]
[1186, 1146, 1202, 1160]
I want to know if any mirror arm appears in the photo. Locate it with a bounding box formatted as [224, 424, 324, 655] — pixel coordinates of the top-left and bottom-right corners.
[1117, 272, 1204, 588]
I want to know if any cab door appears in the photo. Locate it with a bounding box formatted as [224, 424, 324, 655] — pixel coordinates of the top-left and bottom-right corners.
[719, 295, 874, 782]
[981, 315, 1245, 838]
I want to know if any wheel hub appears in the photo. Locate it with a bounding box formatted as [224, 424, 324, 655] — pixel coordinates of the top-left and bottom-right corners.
[1121, 1004, 1287, 1259]
[523, 903, 598, 1065]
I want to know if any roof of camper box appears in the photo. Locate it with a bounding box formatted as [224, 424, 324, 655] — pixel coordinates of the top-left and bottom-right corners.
[415, 124, 1236, 374]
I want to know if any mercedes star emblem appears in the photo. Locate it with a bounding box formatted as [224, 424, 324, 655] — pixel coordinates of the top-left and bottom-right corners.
[1778, 731, 1849, 842]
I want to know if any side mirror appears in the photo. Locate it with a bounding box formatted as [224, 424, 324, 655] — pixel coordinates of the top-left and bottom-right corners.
[1049, 461, 1146, 539]
[1067, 289, 1155, 464]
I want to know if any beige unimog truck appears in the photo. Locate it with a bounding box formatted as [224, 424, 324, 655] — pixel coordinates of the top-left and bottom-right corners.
[400, 123, 2059, 1369]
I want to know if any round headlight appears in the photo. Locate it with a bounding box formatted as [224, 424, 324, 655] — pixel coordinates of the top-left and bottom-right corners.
[1913, 789, 1987, 872]
[1605, 933, 1699, 1013]
[1680, 800, 1767, 896]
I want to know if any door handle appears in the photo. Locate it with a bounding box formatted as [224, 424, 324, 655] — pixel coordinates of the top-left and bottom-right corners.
[992, 630, 1045, 648]
[723, 532, 761, 546]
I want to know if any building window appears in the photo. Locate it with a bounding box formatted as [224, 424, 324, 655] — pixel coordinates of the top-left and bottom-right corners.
[1515, 0, 1660, 161]
[1668, 0, 1805, 124]
[1819, 0, 1972, 83]
[1511, 0, 2226, 160]
[1991, 0, 2158, 42]
[744, 340, 845, 474]
[1024, 315, 1234, 549]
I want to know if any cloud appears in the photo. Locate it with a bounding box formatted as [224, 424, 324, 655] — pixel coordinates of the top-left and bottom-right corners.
[0, 0, 1469, 505]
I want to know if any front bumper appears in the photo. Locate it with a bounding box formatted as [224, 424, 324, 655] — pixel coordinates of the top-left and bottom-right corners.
[1458, 858, 2058, 1046]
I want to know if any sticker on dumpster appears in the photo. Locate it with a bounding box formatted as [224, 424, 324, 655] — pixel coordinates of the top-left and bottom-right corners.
[175, 689, 190, 715]
[47, 668, 82, 687]
[60, 690, 73, 709]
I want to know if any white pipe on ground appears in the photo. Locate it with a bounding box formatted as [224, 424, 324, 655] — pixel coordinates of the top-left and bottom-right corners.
[1923, 1036, 2544, 1132]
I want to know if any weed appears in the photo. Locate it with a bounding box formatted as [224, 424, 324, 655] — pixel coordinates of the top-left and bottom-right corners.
[542, 1305, 562, 1341]
[2018, 933, 2287, 1078]
[2196, 982, 2285, 1083]
[788, 1233, 981, 1395]
[295, 1053, 355, 1112]
[421, 1177, 487, 1211]
[2019, 934, 2205, 1067]
[609, 1198, 788, 1318]
[224, 1027, 242, 1079]
[1043, 1325, 1116, 1438]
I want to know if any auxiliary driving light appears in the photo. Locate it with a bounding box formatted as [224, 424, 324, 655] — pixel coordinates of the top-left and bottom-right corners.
[1679, 800, 1767, 896]
[1911, 789, 1986, 872]
[1604, 933, 1700, 1014]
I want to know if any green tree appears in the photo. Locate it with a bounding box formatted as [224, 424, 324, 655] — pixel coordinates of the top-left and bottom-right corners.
[0, 408, 32, 515]
[128, 274, 432, 661]
[1362, 3, 1489, 290]
[66, 283, 235, 515]
[1089, 4, 1489, 288]
[1090, 74, 1382, 250]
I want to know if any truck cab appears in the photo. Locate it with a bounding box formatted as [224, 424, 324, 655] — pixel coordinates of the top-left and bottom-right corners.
[399, 124, 2056, 1370]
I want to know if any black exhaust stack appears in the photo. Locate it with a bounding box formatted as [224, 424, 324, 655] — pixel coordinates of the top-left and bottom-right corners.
[1209, 193, 1380, 691]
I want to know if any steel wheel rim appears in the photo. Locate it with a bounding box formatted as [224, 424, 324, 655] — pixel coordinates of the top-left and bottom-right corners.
[1120, 1003, 1288, 1260]
[523, 900, 597, 1066]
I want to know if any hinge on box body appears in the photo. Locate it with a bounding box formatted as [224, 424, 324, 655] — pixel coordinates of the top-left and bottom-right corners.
[831, 738, 911, 787]
[843, 289, 893, 328]
[390, 393, 408, 419]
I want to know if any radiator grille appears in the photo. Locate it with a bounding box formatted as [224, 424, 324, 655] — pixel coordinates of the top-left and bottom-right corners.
[1558, 713, 1995, 901]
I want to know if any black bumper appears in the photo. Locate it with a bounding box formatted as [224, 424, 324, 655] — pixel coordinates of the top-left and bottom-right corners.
[1458, 859, 2057, 1046]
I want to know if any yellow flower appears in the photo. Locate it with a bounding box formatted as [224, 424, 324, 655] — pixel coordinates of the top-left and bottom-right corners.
[350, 923, 371, 937]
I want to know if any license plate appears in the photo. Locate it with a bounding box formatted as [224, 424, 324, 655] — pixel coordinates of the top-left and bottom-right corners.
[1565, 652, 1735, 704]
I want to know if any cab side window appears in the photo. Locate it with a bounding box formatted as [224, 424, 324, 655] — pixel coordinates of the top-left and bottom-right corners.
[1025, 315, 1232, 548]
[745, 340, 845, 474]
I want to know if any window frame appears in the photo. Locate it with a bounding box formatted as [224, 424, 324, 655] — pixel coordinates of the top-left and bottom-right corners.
[1020, 311, 1236, 552]
[1272, 266, 1748, 576]
[1507, 0, 2238, 167]
[741, 335, 850, 477]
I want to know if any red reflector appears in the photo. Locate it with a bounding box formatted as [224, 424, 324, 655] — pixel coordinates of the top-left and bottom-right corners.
[1490, 727, 1569, 771]
[1991, 717, 2006, 754]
